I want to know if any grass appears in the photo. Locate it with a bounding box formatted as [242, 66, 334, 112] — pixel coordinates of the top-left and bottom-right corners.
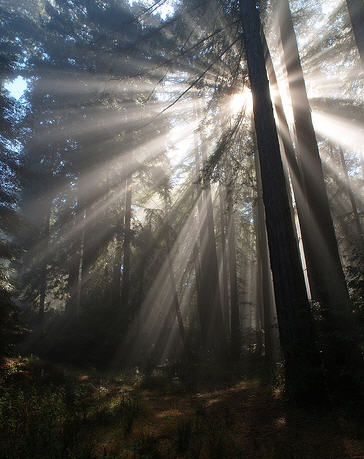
[1, 356, 364, 458]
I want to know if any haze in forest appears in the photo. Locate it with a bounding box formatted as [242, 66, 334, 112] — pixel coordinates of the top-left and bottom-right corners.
[0, 0, 363, 457]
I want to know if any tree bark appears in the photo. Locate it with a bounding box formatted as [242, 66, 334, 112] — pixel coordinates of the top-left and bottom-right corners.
[338, 147, 363, 240]
[278, 0, 351, 308]
[121, 176, 132, 308]
[200, 134, 226, 353]
[112, 203, 124, 306]
[227, 184, 240, 359]
[278, 0, 363, 395]
[76, 208, 86, 316]
[239, 0, 325, 401]
[219, 185, 229, 329]
[163, 192, 191, 357]
[166, 232, 190, 357]
[255, 154, 276, 379]
[194, 117, 226, 355]
[39, 206, 51, 333]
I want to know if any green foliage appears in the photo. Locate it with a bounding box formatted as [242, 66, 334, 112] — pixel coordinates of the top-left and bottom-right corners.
[0, 358, 144, 459]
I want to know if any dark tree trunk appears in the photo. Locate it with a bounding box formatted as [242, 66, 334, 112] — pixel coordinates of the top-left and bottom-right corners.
[112, 233, 122, 305]
[255, 154, 276, 379]
[166, 238, 190, 357]
[219, 186, 229, 329]
[194, 122, 226, 355]
[227, 185, 240, 359]
[39, 206, 51, 333]
[278, 0, 363, 395]
[164, 193, 190, 357]
[346, 0, 364, 66]
[76, 208, 86, 316]
[193, 131, 207, 338]
[112, 202, 124, 306]
[278, 0, 351, 308]
[121, 176, 132, 308]
[338, 147, 363, 240]
[200, 138, 226, 353]
[263, 33, 304, 207]
[238, 0, 325, 402]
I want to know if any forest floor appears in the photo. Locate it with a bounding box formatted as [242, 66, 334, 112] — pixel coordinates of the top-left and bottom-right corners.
[1, 356, 364, 458]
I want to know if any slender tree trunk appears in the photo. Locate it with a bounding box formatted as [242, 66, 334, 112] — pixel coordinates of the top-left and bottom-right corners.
[166, 238, 190, 356]
[219, 185, 229, 329]
[200, 131, 226, 353]
[238, 0, 325, 401]
[193, 232, 203, 332]
[278, 0, 351, 307]
[338, 147, 363, 239]
[194, 117, 226, 354]
[278, 0, 363, 395]
[253, 200, 264, 357]
[346, 0, 364, 67]
[39, 206, 51, 333]
[75, 208, 86, 316]
[112, 232, 122, 305]
[112, 194, 124, 306]
[264, 34, 313, 295]
[121, 176, 132, 308]
[164, 193, 190, 357]
[201, 139, 225, 352]
[193, 129, 207, 339]
[263, 34, 303, 204]
[254, 154, 276, 378]
[227, 184, 240, 359]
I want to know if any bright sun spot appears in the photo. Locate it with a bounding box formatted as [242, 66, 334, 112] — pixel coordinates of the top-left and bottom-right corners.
[230, 87, 253, 115]
[5, 76, 27, 100]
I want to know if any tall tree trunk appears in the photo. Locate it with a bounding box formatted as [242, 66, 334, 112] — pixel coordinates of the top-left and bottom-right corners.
[166, 234, 190, 357]
[112, 230, 122, 306]
[193, 228, 203, 333]
[39, 206, 51, 333]
[112, 188, 124, 306]
[194, 119, 226, 354]
[164, 193, 190, 357]
[76, 208, 86, 316]
[121, 175, 132, 308]
[219, 185, 229, 329]
[338, 147, 363, 240]
[200, 131, 226, 353]
[346, 0, 364, 67]
[263, 34, 313, 295]
[253, 202, 264, 357]
[278, 0, 363, 395]
[193, 130, 206, 339]
[227, 184, 240, 359]
[278, 0, 350, 306]
[263, 33, 304, 206]
[238, 0, 325, 402]
[254, 154, 276, 379]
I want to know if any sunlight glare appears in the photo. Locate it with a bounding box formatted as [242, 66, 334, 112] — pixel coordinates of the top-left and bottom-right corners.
[230, 87, 253, 115]
[312, 111, 364, 155]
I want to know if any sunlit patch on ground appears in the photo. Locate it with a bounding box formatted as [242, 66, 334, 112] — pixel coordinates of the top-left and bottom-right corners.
[2, 358, 364, 458]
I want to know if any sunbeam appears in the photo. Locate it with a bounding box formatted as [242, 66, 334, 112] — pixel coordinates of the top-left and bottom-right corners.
[312, 110, 364, 156]
[2, 1, 364, 454]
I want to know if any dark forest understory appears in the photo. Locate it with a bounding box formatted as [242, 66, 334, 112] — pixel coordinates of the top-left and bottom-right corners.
[0, 0, 364, 457]
[2, 356, 364, 458]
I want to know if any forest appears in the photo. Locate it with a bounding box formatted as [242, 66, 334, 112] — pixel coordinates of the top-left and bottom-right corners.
[0, 0, 363, 457]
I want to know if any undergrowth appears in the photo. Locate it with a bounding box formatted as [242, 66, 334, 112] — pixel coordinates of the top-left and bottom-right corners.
[1, 357, 364, 458]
